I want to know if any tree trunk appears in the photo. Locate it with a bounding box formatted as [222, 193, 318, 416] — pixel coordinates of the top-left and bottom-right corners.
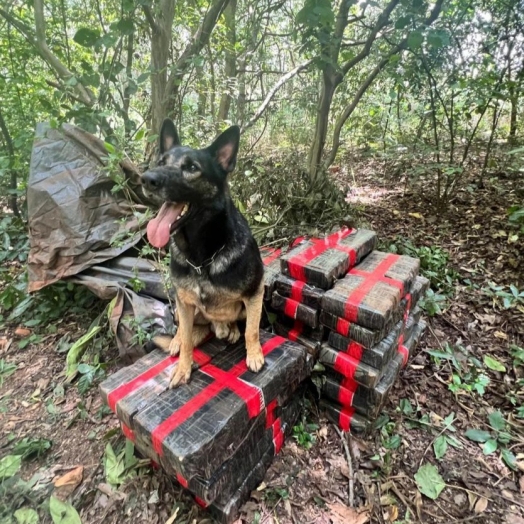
[308, 74, 337, 184]
[144, 2, 175, 135]
[217, 0, 237, 124]
[509, 93, 518, 144]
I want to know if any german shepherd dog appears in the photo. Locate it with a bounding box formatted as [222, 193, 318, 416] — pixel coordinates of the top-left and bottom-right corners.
[141, 119, 265, 388]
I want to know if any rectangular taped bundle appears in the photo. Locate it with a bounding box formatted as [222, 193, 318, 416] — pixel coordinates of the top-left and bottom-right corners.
[274, 274, 325, 309]
[261, 246, 283, 300]
[321, 317, 427, 419]
[273, 319, 321, 358]
[326, 306, 423, 370]
[321, 251, 420, 330]
[100, 330, 309, 482]
[280, 228, 377, 289]
[319, 399, 370, 435]
[320, 274, 427, 346]
[271, 291, 319, 328]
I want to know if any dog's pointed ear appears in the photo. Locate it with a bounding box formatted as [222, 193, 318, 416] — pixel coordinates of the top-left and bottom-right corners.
[208, 126, 240, 173]
[159, 118, 180, 154]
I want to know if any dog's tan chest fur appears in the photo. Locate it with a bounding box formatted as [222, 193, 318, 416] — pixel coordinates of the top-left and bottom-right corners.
[176, 278, 245, 323]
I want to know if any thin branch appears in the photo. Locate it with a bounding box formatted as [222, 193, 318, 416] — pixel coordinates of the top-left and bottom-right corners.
[241, 59, 313, 133]
[340, 0, 400, 76]
[33, 0, 95, 105]
[142, 4, 158, 32]
[164, 0, 230, 102]
[334, 425, 354, 507]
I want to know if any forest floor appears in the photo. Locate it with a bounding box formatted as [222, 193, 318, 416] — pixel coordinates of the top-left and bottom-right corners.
[1, 156, 523, 524]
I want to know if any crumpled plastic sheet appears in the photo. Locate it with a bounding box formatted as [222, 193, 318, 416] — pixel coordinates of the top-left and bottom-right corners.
[27, 122, 175, 360]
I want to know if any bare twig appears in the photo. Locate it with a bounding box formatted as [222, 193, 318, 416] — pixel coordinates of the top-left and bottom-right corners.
[241, 59, 314, 133]
[333, 425, 354, 507]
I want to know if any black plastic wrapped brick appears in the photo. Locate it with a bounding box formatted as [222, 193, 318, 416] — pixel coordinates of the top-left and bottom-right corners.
[271, 291, 319, 328]
[319, 398, 371, 434]
[280, 228, 377, 289]
[321, 251, 420, 331]
[100, 330, 309, 482]
[321, 317, 427, 419]
[326, 306, 423, 370]
[261, 246, 283, 301]
[273, 320, 321, 359]
[320, 274, 427, 346]
[274, 273, 325, 309]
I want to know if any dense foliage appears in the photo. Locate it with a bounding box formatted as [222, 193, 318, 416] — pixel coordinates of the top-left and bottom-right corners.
[0, 0, 522, 213]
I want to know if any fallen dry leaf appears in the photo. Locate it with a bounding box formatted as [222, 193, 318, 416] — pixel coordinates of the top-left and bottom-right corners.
[54, 466, 83, 488]
[327, 503, 369, 524]
[53, 466, 84, 499]
[14, 328, 31, 338]
[520, 476, 524, 495]
[386, 505, 398, 521]
[474, 497, 488, 514]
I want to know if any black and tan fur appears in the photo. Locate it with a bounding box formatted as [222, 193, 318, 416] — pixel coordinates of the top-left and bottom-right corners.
[141, 119, 265, 388]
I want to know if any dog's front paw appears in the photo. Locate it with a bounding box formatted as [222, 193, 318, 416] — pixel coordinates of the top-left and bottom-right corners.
[246, 344, 264, 373]
[168, 333, 183, 356]
[227, 322, 241, 344]
[169, 363, 192, 388]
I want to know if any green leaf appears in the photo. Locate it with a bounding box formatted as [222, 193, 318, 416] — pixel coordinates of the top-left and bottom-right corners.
[488, 410, 506, 431]
[483, 356, 506, 372]
[415, 463, 446, 500]
[408, 31, 423, 50]
[433, 435, 447, 460]
[501, 448, 517, 470]
[73, 28, 100, 48]
[104, 443, 125, 487]
[65, 326, 101, 380]
[395, 15, 411, 29]
[483, 438, 498, 455]
[14, 508, 39, 524]
[445, 435, 463, 449]
[136, 72, 150, 84]
[103, 142, 116, 154]
[0, 454, 22, 479]
[465, 429, 491, 443]
[49, 496, 82, 524]
[115, 19, 134, 35]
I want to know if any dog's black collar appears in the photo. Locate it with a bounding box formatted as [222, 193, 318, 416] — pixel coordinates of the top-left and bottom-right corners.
[185, 244, 226, 275]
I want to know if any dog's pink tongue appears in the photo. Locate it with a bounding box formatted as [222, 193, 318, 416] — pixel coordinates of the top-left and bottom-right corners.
[146, 203, 183, 248]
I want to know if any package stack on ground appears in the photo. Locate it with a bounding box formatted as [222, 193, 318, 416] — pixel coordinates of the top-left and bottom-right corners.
[99, 331, 312, 523]
[261, 227, 429, 435]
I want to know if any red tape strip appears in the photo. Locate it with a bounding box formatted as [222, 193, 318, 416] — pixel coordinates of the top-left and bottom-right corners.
[265, 399, 279, 429]
[261, 248, 282, 266]
[343, 254, 404, 322]
[290, 280, 305, 302]
[338, 383, 355, 406]
[287, 320, 304, 342]
[333, 351, 360, 379]
[339, 406, 355, 432]
[397, 333, 408, 366]
[286, 228, 356, 281]
[345, 340, 364, 361]
[151, 336, 287, 456]
[121, 423, 135, 442]
[283, 297, 300, 319]
[176, 473, 188, 488]
[107, 349, 211, 413]
[336, 316, 351, 337]
[272, 418, 284, 454]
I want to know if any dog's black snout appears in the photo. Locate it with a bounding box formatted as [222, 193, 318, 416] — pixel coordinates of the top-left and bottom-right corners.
[141, 171, 163, 190]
